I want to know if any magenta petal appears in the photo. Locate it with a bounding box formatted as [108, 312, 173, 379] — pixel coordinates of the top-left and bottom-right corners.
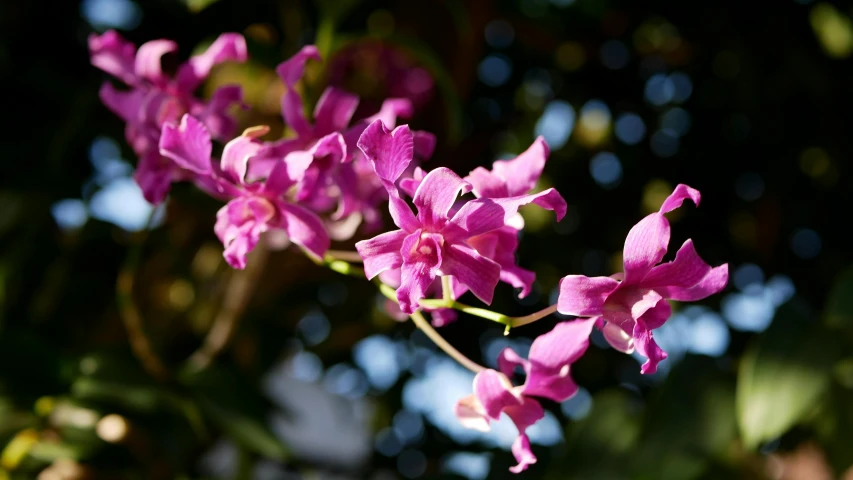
[89, 30, 138, 86]
[466, 166, 509, 198]
[214, 198, 275, 269]
[442, 199, 512, 241]
[365, 98, 414, 127]
[659, 183, 701, 214]
[413, 167, 472, 230]
[509, 434, 537, 474]
[159, 114, 213, 175]
[313, 87, 359, 135]
[522, 318, 595, 402]
[440, 243, 501, 305]
[277, 203, 330, 261]
[176, 33, 248, 92]
[357, 120, 414, 183]
[397, 231, 443, 313]
[413, 131, 437, 159]
[634, 321, 668, 375]
[355, 229, 407, 279]
[455, 394, 490, 432]
[98, 83, 146, 124]
[664, 264, 729, 302]
[194, 85, 244, 140]
[276, 45, 321, 137]
[557, 275, 619, 316]
[622, 212, 670, 284]
[133, 152, 174, 205]
[498, 136, 549, 196]
[497, 348, 530, 378]
[221, 136, 262, 184]
[472, 370, 522, 420]
[134, 39, 177, 84]
[644, 240, 728, 301]
[444, 190, 566, 242]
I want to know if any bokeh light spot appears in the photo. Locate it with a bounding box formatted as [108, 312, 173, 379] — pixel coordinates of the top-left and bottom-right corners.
[614, 112, 646, 145]
[589, 152, 623, 189]
[478, 54, 512, 87]
[790, 228, 822, 259]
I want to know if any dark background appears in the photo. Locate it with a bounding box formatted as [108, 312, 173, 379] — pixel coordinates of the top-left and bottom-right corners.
[1, 0, 852, 478]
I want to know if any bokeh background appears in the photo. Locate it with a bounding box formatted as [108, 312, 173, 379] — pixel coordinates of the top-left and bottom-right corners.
[2, 0, 853, 478]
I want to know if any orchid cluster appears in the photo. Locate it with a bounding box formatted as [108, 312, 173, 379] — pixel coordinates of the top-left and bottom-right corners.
[91, 31, 729, 473]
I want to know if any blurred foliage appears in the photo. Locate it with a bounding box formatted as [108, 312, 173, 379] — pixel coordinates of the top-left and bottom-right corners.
[2, 0, 853, 479]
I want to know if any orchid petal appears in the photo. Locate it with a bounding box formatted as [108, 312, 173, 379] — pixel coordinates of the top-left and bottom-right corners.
[357, 120, 413, 183]
[276, 45, 321, 138]
[159, 114, 213, 175]
[193, 85, 244, 140]
[133, 151, 174, 205]
[313, 87, 359, 136]
[466, 166, 509, 198]
[413, 167, 472, 230]
[277, 203, 330, 261]
[440, 243, 501, 305]
[454, 395, 491, 432]
[355, 230, 407, 279]
[89, 30, 138, 86]
[497, 348, 530, 379]
[522, 318, 595, 402]
[221, 135, 261, 184]
[397, 231, 443, 313]
[557, 275, 619, 316]
[443, 190, 566, 242]
[413, 131, 437, 159]
[659, 183, 701, 214]
[472, 370, 522, 420]
[622, 212, 669, 284]
[176, 33, 248, 92]
[98, 83, 146, 124]
[634, 321, 668, 375]
[495, 136, 550, 196]
[509, 434, 537, 474]
[644, 240, 729, 301]
[601, 320, 634, 353]
[134, 39, 177, 84]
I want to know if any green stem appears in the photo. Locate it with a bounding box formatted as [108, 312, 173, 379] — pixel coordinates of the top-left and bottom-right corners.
[510, 304, 560, 328]
[326, 250, 363, 263]
[116, 211, 169, 381]
[441, 275, 453, 302]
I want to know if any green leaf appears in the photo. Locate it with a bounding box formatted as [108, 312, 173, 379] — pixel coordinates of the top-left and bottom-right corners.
[824, 265, 853, 331]
[550, 389, 641, 479]
[637, 356, 737, 480]
[180, 366, 289, 460]
[736, 298, 840, 449]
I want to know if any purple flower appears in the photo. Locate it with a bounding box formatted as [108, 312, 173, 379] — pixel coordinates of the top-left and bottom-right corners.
[464, 137, 564, 297]
[557, 184, 729, 374]
[89, 30, 247, 204]
[355, 121, 565, 314]
[247, 46, 435, 239]
[394, 138, 565, 325]
[455, 319, 596, 473]
[159, 114, 331, 269]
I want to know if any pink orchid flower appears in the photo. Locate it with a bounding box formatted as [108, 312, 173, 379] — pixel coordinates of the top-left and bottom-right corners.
[557, 184, 729, 374]
[159, 114, 331, 268]
[455, 319, 596, 473]
[89, 30, 247, 204]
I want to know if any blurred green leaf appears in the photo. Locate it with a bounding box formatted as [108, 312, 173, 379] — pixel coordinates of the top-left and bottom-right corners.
[736, 298, 840, 449]
[813, 384, 853, 475]
[637, 356, 737, 480]
[824, 265, 853, 331]
[180, 366, 289, 460]
[551, 389, 641, 479]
